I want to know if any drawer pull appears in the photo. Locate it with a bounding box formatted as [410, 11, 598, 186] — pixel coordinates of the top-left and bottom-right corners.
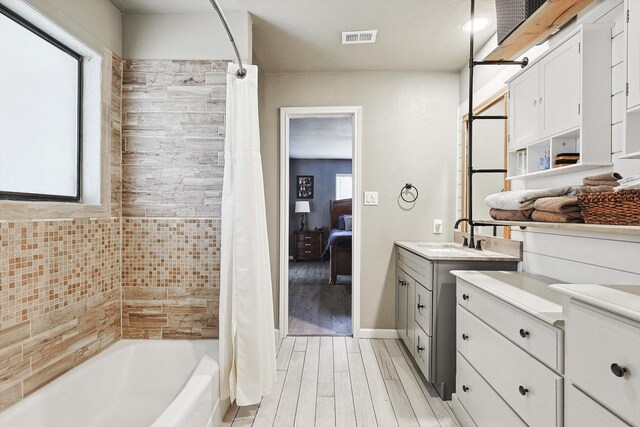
[305, 236, 311, 239]
[462, 385, 469, 392]
[417, 344, 425, 353]
[611, 363, 628, 378]
[399, 280, 407, 287]
[417, 303, 426, 310]
[462, 294, 469, 301]
[305, 243, 310, 247]
[518, 386, 529, 396]
[519, 329, 530, 338]
[305, 251, 311, 254]
[461, 333, 469, 341]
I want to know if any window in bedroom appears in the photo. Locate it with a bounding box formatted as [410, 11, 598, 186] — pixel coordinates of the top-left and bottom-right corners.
[335, 174, 352, 200]
[0, 5, 82, 202]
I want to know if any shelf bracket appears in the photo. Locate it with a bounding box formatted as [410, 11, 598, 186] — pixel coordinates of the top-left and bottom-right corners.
[473, 57, 529, 68]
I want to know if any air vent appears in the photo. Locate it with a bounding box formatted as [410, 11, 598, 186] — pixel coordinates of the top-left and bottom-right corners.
[342, 30, 377, 44]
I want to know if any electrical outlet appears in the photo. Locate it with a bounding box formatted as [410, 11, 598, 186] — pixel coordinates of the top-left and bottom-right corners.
[433, 219, 443, 234]
[364, 191, 378, 206]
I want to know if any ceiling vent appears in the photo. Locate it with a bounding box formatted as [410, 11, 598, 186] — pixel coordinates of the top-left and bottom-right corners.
[342, 30, 377, 45]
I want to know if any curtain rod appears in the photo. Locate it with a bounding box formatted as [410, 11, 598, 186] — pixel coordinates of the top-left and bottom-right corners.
[208, 0, 247, 79]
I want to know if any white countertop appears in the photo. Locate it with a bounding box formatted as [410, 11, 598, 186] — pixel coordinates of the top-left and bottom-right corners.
[550, 284, 640, 323]
[395, 241, 520, 262]
[452, 270, 565, 327]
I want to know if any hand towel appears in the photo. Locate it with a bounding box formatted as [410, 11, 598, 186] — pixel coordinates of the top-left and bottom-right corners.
[531, 210, 584, 223]
[576, 185, 616, 194]
[484, 187, 573, 211]
[533, 196, 580, 213]
[583, 172, 622, 187]
[489, 208, 534, 221]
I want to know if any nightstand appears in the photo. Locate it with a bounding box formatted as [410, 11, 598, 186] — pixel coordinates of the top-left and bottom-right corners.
[294, 230, 323, 261]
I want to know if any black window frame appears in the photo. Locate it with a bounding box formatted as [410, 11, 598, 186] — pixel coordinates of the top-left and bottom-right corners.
[0, 4, 83, 203]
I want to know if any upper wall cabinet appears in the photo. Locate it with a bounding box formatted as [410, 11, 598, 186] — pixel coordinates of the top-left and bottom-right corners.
[507, 24, 612, 179]
[623, 0, 640, 158]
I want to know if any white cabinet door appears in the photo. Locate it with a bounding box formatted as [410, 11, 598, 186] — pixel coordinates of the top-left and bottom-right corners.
[509, 65, 540, 149]
[539, 33, 582, 137]
[396, 268, 408, 347]
[628, 0, 640, 110]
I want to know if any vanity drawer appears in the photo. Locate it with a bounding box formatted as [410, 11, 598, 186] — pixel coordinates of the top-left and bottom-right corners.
[414, 325, 431, 380]
[457, 306, 563, 427]
[414, 282, 432, 336]
[397, 247, 432, 290]
[565, 384, 630, 427]
[566, 300, 640, 426]
[457, 352, 526, 427]
[457, 280, 563, 372]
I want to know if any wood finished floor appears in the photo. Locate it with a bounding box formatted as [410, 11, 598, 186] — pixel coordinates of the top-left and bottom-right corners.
[222, 337, 461, 427]
[288, 262, 352, 336]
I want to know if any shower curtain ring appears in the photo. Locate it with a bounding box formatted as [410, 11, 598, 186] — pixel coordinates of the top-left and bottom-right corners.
[236, 68, 247, 79]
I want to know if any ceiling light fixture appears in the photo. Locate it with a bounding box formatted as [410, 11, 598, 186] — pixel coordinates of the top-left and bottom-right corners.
[462, 18, 489, 33]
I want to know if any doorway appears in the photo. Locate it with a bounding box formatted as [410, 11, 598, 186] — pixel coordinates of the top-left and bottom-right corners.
[279, 107, 361, 338]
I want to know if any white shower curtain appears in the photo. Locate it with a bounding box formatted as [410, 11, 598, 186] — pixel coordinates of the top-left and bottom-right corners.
[220, 63, 276, 406]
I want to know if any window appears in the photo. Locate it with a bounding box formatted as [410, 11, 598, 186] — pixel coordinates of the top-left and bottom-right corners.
[0, 5, 82, 202]
[335, 174, 352, 200]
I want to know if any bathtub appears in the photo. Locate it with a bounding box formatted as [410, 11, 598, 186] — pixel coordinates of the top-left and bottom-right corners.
[0, 340, 220, 427]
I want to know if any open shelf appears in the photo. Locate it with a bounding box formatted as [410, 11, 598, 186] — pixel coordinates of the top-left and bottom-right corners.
[485, 0, 596, 61]
[506, 162, 609, 180]
[474, 220, 640, 235]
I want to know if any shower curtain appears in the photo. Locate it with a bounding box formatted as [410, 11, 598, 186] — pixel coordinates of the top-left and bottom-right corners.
[220, 63, 276, 406]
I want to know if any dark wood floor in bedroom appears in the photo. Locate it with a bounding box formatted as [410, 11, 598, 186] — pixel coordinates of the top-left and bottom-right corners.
[288, 261, 352, 336]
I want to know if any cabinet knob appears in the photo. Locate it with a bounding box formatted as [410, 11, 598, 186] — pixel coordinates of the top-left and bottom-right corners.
[519, 329, 530, 338]
[611, 363, 627, 378]
[461, 333, 469, 341]
[533, 99, 537, 106]
[417, 303, 425, 310]
[417, 345, 425, 353]
[462, 385, 469, 392]
[462, 294, 469, 301]
[518, 386, 529, 396]
[399, 280, 407, 287]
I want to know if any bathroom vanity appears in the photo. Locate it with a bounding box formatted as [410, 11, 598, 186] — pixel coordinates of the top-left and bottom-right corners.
[394, 241, 519, 400]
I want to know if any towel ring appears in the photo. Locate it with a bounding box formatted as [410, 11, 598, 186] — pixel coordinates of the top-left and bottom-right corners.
[400, 183, 419, 203]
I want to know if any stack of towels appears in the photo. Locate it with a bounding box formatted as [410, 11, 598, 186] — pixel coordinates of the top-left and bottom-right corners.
[574, 172, 622, 193]
[485, 187, 574, 222]
[615, 175, 640, 191]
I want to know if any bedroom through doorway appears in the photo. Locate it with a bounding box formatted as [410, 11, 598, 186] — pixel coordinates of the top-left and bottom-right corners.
[279, 107, 361, 337]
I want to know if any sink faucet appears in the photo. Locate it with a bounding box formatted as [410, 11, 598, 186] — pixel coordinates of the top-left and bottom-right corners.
[454, 218, 469, 230]
[454, 218, 473, 248]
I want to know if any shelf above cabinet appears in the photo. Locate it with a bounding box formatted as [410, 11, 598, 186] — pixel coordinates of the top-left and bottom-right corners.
[474, 220, 640, 235]
[506, 162, 610, 180]
[485, 0, 596, 61]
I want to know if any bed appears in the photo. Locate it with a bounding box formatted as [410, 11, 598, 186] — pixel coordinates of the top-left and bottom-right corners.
[323, 199, 352, 285]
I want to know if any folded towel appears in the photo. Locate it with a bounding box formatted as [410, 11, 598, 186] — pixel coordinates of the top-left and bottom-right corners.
[614, 175, 640, 191]
[489, 208, 534, 221]
[533, 196, 580, 213]
[485, 187, 572, 211]
[531, 210, 584, 223]
[617, 175, 640, 186]
[583, 172, 622, 187]
[575, 185, 616, 194]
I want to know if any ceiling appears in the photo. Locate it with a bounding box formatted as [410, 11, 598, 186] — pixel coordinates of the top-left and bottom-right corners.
[109, 0, 497, 72]
[289, 117, 353, 159]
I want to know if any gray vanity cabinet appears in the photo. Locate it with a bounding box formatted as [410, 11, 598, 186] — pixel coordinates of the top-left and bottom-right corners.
[395, 244, 518, 400]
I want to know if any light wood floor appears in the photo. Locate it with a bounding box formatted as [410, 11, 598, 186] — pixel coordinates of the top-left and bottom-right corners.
[288, 262, 352, 336]
[222, 337, 460, 427]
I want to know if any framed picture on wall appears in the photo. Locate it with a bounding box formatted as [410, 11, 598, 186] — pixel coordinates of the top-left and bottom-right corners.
[297, 175, 314, 199]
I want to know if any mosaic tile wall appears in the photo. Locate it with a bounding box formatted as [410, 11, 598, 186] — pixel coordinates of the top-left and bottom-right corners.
[0, 219, 121, 411]
[121, 60, 225, 339]
[121, 218, 220, 339]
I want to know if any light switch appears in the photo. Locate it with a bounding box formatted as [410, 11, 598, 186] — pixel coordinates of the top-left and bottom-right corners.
[364, 191, 378, 206]
[433, 219, 443, 234]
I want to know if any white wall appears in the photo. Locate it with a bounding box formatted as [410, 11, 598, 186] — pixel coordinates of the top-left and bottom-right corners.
[5, 0, 123, 56]
[260, 71, 459, 330]
[458, 0, 640, 284]
[122, 11, 251, 62]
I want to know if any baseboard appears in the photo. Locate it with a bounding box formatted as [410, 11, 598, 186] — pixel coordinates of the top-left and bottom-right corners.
[358, 329, 399, 339]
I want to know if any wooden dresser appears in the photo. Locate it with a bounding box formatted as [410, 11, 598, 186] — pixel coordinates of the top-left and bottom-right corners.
[294, 231, 323, 261]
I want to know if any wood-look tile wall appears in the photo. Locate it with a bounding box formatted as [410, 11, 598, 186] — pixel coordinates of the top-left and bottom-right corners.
[121, 60, 226, 339]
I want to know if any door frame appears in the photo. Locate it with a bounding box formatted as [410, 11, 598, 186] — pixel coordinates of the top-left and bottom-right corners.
[279, 106, 362, 339]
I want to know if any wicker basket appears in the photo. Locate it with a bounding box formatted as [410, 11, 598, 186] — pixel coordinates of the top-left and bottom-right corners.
[577, 190, 640, 225]
[495, 0, 546, 44]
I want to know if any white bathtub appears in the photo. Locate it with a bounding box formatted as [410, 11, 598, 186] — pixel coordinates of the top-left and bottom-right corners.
[0, 340, 220, 427]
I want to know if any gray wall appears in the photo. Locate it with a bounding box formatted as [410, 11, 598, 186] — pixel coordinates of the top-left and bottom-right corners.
[260, 70, 459, 330]
[289, 159, 352, 255]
